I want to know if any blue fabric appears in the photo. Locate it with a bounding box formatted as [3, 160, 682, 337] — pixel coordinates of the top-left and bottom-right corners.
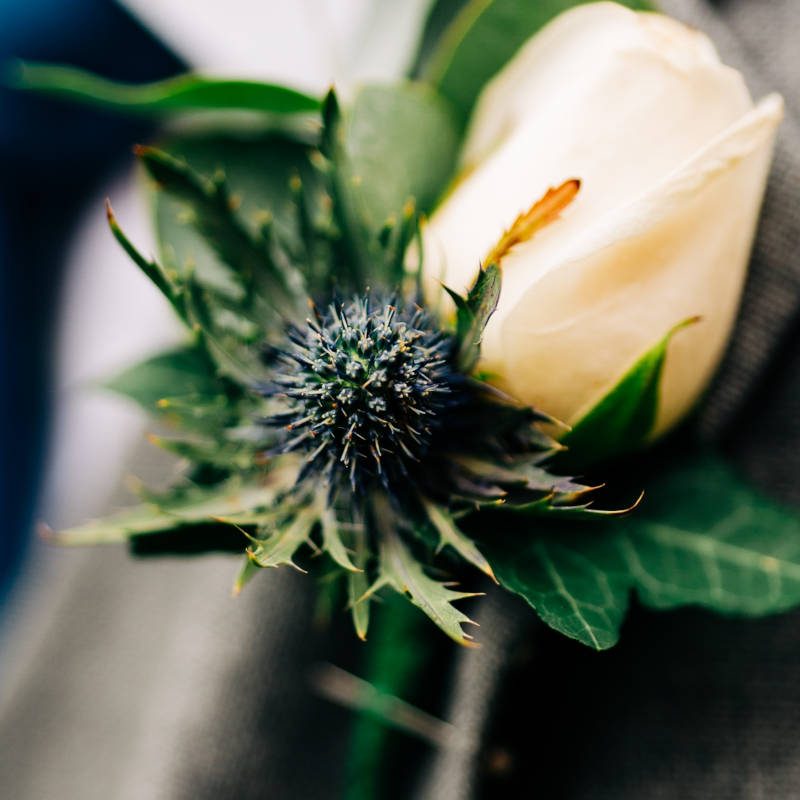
[0, 0, 183, 606]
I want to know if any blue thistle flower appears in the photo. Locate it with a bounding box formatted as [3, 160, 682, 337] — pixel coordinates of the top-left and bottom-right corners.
[263, 295, 456, 498]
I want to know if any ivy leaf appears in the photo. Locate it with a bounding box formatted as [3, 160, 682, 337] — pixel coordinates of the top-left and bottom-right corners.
[483, 453, 800, 650]
[557, 317, 699, 469]
[12, 62, 319, 116]
[419, 0, 654, 124]
[368, 529, 480, 645]
[489, 535, 630, 650]
[614, 456, 800, 616]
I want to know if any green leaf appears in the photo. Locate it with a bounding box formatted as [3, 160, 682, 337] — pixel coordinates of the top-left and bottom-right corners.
[420, 0, 653, 123]
[138, 145, 304, 310]
[248, 508, 318, 570]
[46, 476, 282, 547]
[483, 453, 800, 650]
[149, 132, 329, 325]
[449, 263, 501, 372]
[324, 83, 459, 286]
[489, 535, 630, 650]
[347, 517, 374, 640]
[447, 180, 580, 372]
[148, 397, 235, 432]
[423, 499, 495, 581]
[104, 343, 226, 412]
[320, 505, 360, 572]
[349, 570, 372, 642]
[368, 528, 479, 645]
[233, 555, 262, 596]
[145, 433, 258, 472]
[105, 342, 247, 456]
[341, 83, 459, 225]
[447, 452, 636, 519]
[182, 273, 267, 384]
[558, 317, 698, 469]
[613, 456, 800, 616]
[106, 198, 271, 395]
[12, 62, 319, 116]
[105, 201, 188, 322]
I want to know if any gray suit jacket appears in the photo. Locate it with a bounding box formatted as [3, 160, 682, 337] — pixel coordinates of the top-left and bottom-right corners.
[2, 0, 798, 797]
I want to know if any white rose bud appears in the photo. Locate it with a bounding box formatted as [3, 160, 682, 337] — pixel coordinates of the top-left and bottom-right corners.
[423, 1, 783, 438]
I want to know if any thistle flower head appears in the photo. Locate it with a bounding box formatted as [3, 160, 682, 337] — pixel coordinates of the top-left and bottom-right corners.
[264, 295, 454, 497]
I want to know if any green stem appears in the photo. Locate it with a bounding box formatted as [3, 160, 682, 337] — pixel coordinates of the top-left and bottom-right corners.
[343, 595, 440, 800]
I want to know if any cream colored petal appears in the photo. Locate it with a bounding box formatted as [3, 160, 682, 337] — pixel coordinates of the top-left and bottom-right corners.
[423, 2, 752, 306]
[462, 2, 734, 167]
[484, 94, 783, 433]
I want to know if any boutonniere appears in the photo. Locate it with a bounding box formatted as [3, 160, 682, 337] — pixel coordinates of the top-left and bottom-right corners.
[18, 1, 791, 654]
